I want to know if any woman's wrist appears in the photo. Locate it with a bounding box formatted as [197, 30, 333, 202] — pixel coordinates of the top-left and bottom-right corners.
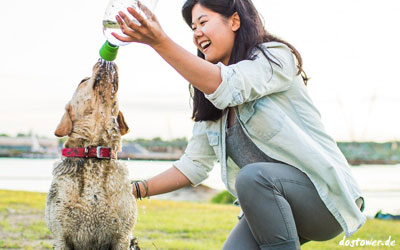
[151, 33, 170, 51]
[131, 180, 149, 200]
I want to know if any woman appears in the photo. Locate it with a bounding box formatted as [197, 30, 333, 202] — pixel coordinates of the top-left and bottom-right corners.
[113, 0, 366, 249]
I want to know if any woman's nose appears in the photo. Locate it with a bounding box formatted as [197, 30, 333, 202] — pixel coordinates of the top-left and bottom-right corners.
[193, 27, 203, 38]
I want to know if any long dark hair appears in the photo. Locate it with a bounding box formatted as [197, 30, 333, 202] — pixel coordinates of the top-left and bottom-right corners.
[182, 0, 308, 122]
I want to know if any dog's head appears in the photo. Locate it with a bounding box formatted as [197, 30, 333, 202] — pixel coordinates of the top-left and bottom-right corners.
[55, 60, 129, 150]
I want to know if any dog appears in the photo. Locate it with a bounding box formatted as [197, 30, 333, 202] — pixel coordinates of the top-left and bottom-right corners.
[45, 59, 137, 250]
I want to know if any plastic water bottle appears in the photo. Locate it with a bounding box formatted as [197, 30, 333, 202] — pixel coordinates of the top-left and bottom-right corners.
[103, 0, 159, 46]
[100, 0, 158, 61]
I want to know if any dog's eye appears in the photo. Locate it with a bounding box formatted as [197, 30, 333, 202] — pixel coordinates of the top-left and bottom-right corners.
[79, 77, 90, 85]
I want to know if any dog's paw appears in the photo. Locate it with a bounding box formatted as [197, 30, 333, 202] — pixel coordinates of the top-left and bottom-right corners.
[130, 237, 140, 250]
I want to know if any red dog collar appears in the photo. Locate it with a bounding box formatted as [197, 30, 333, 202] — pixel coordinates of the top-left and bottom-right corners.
[62, 146, 113, 159]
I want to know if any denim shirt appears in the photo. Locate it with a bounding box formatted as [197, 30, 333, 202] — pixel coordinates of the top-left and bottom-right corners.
[173, 41, 366, 237]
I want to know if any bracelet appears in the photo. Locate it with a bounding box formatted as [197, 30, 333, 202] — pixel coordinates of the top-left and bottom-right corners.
[140, 180, 150, 199]
[133, 181, 142, 200]
[136, 181, 141, 200]
[131, 180, 150, 200]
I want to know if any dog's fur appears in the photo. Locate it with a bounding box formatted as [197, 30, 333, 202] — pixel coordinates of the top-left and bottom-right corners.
[45, 60, 137, 250]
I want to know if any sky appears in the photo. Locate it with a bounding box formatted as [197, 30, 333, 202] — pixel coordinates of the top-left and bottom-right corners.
[0, 0, 399, 142]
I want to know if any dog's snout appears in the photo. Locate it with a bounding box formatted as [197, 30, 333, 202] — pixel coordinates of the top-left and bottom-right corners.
[92, 59, 119, 93]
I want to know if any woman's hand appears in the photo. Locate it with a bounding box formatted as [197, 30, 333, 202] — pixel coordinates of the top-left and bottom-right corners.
[112, 2, 167, 48]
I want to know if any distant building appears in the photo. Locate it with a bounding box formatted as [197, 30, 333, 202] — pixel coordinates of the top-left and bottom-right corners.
[0, 136, 58, 157]
[121, 143, 150, 155]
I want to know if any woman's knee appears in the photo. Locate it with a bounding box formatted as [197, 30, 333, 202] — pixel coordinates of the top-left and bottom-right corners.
[236, 164, 258, 194]
[235, 163, 274, 196]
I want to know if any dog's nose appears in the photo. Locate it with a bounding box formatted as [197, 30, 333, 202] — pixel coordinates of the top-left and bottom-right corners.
[92, 59, 118, 96]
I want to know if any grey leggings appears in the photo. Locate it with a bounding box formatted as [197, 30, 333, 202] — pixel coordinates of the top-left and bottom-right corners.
[222, 162, 343, 250]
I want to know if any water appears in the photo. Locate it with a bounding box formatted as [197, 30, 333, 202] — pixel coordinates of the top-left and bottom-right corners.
[103, 21, 128, 46]
[102, 0, 159, 46]
[0, 158, 224, 191]
[96, 58, 118, 84]
[0, 158, 399, 217]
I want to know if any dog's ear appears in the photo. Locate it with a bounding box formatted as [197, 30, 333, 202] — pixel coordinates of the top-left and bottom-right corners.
[117, 111, 130, 136]
[54, 104, 73, 137]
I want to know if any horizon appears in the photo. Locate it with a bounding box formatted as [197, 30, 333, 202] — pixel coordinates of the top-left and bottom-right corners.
[2, 133, 400, 144]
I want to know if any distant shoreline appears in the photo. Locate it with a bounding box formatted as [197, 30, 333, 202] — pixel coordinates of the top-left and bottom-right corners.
[347, 159, 400, 166]
[1, 156, 400, 165]
[2, 136, 399, 165]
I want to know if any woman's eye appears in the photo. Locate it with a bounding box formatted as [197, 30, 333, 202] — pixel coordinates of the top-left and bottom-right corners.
[200, 21, 207, 25]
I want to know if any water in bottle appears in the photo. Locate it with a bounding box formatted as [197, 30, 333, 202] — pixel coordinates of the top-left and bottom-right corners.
[103, 0, 159, 46]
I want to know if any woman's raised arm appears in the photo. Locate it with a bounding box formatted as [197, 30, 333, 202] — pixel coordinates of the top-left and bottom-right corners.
[112, 6, 222, 94]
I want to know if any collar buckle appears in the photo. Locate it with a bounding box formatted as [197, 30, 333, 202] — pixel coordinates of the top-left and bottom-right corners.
[96, 146, 111, 159]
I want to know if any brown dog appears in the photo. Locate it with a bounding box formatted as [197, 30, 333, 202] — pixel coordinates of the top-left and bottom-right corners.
[45, 59, 137, 250]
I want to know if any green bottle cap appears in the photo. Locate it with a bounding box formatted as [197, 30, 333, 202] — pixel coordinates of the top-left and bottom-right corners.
[99, 41, 119, 61]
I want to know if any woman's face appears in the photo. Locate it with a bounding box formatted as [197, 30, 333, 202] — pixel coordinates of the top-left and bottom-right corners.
[191, 4, 240, 65]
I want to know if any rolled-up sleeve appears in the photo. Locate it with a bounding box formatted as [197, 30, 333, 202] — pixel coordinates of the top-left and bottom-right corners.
[173, 122, 217, 186]
[205, 43, 296, 110]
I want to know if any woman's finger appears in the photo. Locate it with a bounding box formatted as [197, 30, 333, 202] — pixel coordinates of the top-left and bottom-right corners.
[126, 6, 148, 27]
[115, 14, 124, 27]
[111, 32, 135, 43]
[118, 10, 144, 33]
[116, 15, 133, 35]
[114, 15, 140, 42]
[137, 1, 154, 21]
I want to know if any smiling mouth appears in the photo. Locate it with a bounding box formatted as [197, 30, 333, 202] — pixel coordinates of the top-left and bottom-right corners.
[200, 41, 211, 52]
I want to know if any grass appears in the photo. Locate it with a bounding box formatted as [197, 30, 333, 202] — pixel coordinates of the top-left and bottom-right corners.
[0, 190, 399, 249]
[210, 190, 236, 204]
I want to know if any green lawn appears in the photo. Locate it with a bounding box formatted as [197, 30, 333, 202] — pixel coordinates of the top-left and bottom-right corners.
[0, 190, 399, 249]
